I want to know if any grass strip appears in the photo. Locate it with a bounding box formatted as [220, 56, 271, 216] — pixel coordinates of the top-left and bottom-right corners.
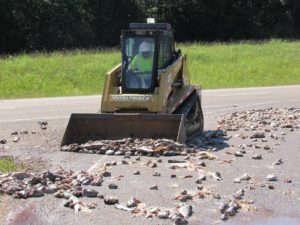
[0, 40, 299, 99]
[0, 156, 18, 173]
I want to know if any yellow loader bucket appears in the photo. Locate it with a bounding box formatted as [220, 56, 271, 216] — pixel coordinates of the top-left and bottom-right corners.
[61, 113, 186, 146]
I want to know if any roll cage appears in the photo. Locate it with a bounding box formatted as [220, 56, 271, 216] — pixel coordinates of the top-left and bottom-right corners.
[121, 23, 175, 94]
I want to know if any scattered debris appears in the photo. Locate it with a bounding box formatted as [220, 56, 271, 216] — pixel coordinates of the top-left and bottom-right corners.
[284, 179, 292, 183]
[234, 151, 244, 157]
[175, 194, 193, 202]
[150, 162, 157, 168]
[104, 196, 119, 205]
[267, 174, 278, 181]
[174, 217, 188, 225]
[20, 130, 29, 134]
[115, 204, 134, 212]
[64, 195, 95, 212]
[150, 185, 158, 190]
[133, 171, 140, 175]
[199, 151, 219, 160]
[127, 196, 139, 208]
[180, 190, 188, 195]
[0, 169, 107, 211]
[106, 150, 115, 155]
[83, 188, 98, 197]
[218, 202, 229, 213]
[2, 107, 299, 223]
[250, 132, 265, 139]
[273, 159, 283, 166]
[13, 172, 30, 180]
[108, 183, 118, 189]
[61, 138, 198, 156]
[12, 136, 20, 142]
[38, 120, 48, 129]
[121, 160, 129, 165]
[252, 154, 262, 160]
[221, 213, 228, 220]
[211, 172, 222, 181]
[234, 173, 251, 183]
[218, 108, 299, 136]
[179, 205, 193, 218]
[157, 210, 170, 219]
[178, 175, 193, 179]
[198, 161, 206, 167]
[168, 159, 186, 163]
[213, 193, 221, 199]
[198, 175, 206, 182]
[153, 172, 161, 177]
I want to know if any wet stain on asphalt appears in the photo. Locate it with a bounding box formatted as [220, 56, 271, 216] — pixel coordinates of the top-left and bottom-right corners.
[220, 216, 300, 225]
[6, 202, 42, 225]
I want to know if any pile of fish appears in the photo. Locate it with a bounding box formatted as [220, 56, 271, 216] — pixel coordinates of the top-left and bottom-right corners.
[218, 107, 299, 133]
[61, 138, 193, 156]
[0, 168, 193, 224]
[2, 107, 299, 224]
[0, 170, 103, 200]
[61, 129, 228, 156]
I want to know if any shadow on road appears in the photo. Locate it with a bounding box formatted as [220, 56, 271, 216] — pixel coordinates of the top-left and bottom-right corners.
[188, 129, 230, 151]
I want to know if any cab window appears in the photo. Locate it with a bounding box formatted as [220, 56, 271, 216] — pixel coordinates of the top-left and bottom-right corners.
[123, 37, 155, 90]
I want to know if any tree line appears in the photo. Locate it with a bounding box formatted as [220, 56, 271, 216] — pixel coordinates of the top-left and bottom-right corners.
[0, 0, 299, 53]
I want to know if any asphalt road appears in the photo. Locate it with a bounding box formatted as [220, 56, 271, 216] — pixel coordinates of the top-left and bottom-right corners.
[1, 85, 300, 225]
[1, 85, 300, 125]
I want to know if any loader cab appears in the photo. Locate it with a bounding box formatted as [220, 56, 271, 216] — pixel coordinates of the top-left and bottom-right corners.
[121, 23, 175, 94]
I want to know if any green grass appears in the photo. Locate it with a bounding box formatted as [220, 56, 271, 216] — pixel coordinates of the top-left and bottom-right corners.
[0, 40, 299, 99]
[0, 49, 120, 98]
[0, 156, 18, 173]
[181, 39, 300, 88]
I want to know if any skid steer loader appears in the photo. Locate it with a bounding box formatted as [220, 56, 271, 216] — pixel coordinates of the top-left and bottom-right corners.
[61, 20, 204, 146]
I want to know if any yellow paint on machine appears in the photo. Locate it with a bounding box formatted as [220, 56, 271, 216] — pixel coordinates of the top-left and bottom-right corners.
[101, 55, 200, 114]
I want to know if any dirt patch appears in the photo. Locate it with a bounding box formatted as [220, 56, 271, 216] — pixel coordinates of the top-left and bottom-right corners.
[20, 156, 49, 173]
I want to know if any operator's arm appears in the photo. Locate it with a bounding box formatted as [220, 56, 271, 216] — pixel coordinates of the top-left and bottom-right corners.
[129, 55, 138, 71]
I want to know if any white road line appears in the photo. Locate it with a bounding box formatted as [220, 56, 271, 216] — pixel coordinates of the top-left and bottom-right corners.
[203, 104, 238, 108]
[87, 156, 108, 173]
[1, 99, 299, 123]
[205, 101, 278, 114]
[0, 95, 100, 103]
[0, 106, 16, 109]
[208, 92, 268, 97]
[0, 102, 100, 108]
[205, 100, 300, 115]
[202, 85, 300, 92]
[204, 99, 300, 109]
[0, 115, 69, 123]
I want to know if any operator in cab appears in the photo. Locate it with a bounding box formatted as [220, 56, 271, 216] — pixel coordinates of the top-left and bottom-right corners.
[129, 41, 153, 72]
